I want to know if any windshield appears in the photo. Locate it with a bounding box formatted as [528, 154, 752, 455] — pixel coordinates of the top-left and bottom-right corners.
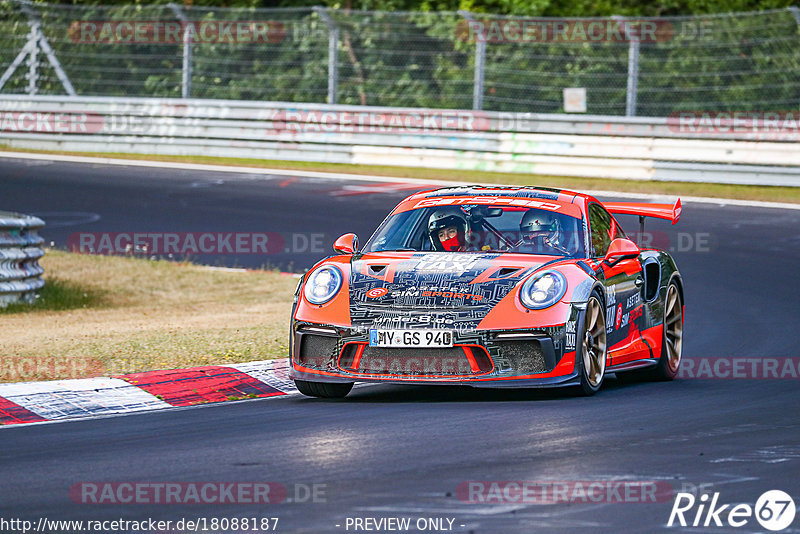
[363, 204, 586, 257]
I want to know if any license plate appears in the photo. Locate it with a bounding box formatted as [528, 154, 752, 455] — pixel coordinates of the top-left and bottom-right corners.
[369, 329, 454, 348]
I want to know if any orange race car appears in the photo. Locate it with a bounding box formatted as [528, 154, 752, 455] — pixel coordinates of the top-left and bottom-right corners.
[289, 186, 684, 397]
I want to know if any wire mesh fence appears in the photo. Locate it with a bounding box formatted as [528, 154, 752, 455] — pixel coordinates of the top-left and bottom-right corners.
[1, 0, 799, 116]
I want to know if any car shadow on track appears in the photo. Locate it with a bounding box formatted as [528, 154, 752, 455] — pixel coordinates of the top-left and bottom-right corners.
[295, 375, 667, 404]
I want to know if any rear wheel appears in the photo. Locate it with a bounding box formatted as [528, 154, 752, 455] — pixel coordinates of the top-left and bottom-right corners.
[654, 281, 683, 380]
[616, 280, 683, 383]
[577, 294, 607, 396]
[294, 379, 353, 398]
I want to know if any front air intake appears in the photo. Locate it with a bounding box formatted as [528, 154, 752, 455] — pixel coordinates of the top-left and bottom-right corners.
[298, 334, 339, 369]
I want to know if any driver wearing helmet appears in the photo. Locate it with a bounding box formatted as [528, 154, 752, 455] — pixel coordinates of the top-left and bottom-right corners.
[519, 209, 570, 255]
[428, 208, 471, 252]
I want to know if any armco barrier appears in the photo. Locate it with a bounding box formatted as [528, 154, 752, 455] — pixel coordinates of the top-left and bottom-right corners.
[0, 95, 798, 186]
[0, 211, 45, 306]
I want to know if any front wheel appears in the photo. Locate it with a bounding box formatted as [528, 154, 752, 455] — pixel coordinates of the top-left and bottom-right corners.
[294, 379, 354, 398]
[577, 294, 607, 396]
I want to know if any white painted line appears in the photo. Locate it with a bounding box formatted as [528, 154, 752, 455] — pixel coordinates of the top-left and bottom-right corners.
[0, 150, 450, 186]
[3, 150, 798, 211]
[0, 377, 170, 420]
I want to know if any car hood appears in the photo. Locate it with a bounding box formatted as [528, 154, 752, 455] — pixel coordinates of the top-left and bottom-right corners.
[349, 251, 555, 313]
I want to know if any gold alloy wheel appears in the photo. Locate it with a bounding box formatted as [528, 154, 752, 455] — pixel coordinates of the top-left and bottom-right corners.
[583, 296, 607, 388]
[664, 284, 683, 373]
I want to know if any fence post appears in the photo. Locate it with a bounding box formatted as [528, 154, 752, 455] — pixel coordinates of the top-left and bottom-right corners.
[614, 15, 640, 117]
[168, 4, 192, 99]
[789, 6, 800, 25]
[314, 7, 339, 105]
[458, 10, 485, 110]
[6, 0, 77, 96]
[25, 25, 40, 95]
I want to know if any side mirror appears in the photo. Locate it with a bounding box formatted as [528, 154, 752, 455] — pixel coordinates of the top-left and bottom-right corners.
[604, 238, 640, 266]
[333, 233, 358, 255]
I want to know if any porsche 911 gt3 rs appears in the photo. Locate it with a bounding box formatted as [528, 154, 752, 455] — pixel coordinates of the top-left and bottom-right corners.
[289, 186, 684, 397]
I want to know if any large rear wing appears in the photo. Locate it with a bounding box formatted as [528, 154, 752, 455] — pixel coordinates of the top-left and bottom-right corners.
[604, 198, 682, 225]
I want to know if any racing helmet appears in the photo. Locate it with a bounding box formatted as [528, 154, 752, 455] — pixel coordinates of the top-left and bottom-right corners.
[428, 209, 470, 252]
[520, 209, 562, 247]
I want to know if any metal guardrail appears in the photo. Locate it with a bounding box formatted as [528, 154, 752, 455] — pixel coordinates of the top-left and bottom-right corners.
[0, 95, 798, 186]
[0, 211, 45, 307]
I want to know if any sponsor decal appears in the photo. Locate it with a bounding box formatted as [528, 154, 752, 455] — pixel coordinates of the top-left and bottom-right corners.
[606, 285, 616, 305]
[672, 198, 683, 222]
[366, 287, 389, 299]
[370, 315, 456, 327]
[606, 306, 616, 333]
[413, 197, 562, 211]
[629, 304, 643, 323]
[391, 287, 422, 299]
[564, 321, 577, 350]
[413, 253, 480, 276]
[421, 290, 483, 301]
[627, 293, 640, 307]
[615, 303, 624, 330]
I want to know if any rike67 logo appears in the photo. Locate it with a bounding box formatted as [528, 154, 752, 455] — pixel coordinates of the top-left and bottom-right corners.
[668, 490, 796, 531]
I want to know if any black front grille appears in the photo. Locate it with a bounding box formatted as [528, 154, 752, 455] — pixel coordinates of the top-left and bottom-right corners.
[356, 346, 491, 376]
[298, 334, 339, 369]
[495, 340, 548, 373]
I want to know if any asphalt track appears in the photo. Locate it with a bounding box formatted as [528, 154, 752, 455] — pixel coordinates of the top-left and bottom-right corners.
[2, 156, 800, 533]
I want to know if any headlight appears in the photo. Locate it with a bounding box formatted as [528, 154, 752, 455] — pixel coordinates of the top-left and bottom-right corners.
[519, 270, 567, 310]
[303, 265, 343, 305]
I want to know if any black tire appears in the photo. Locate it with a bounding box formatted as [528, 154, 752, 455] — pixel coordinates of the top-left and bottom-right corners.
[576, 292, 607, 396]
[653, 280, 683, 380]
[616, 279, 683, 383]
[294, 379, 354, 398]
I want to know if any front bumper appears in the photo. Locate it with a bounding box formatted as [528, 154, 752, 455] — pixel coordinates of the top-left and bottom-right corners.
[288, 318, 581, 388]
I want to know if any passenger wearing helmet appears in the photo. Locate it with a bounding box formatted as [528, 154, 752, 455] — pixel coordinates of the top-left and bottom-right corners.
[519, 209, 570, 255]
[428, 209, 470, 252]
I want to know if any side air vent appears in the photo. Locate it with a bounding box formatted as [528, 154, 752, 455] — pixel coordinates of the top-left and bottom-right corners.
[644, 259, 661, 302]
[369, 265, 387, 274]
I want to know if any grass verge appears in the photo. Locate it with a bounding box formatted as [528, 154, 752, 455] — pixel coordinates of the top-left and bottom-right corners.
[0, 250, 298, 382]
[1, 146, 798, 204]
